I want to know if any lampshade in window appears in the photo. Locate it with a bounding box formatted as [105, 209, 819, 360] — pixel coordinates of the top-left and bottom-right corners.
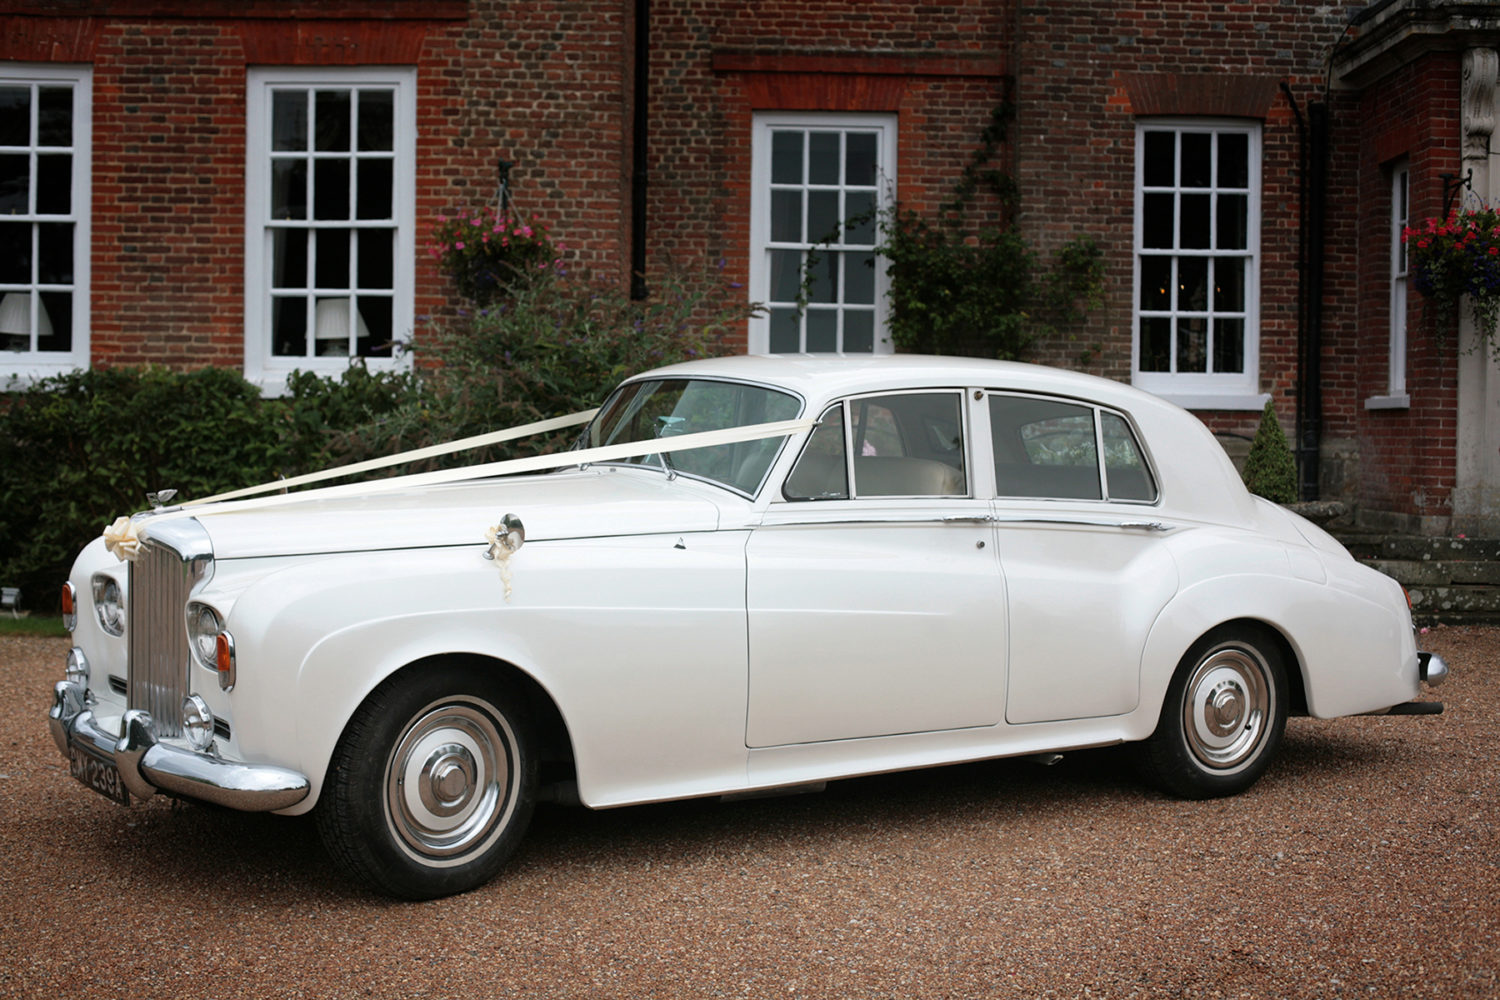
[0, 293, 53, 351]
[313, 297, 370, 357]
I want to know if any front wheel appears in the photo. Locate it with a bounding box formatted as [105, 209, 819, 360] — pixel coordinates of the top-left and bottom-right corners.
[317, 662, 537, 900]
[1137, 626, 1288, 799]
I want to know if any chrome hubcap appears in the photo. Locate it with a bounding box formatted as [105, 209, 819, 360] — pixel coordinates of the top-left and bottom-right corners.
[386, 700, 516, 862]
[1182, 644, 1272, 772]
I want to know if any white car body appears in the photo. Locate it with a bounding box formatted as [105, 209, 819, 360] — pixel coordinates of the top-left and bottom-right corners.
[50, 355, 1445, 898]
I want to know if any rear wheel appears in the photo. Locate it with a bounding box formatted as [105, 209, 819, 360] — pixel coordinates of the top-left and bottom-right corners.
[1138, 626, 1288, 799]
[317, 662, 536, 900]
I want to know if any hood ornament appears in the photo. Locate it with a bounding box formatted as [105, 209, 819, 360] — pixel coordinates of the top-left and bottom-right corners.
[147, 489, 179, 510]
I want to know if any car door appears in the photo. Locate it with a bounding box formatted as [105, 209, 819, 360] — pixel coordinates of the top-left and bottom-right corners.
[984, 392, 1179, 724]
[744, 389, 1007, 748]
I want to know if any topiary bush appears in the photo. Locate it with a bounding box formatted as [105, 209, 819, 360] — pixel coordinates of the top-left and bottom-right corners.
[1242, 400, 1298, 504]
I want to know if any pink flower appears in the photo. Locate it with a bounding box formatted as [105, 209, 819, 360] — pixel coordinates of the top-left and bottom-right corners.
[455, 241, 466, 250]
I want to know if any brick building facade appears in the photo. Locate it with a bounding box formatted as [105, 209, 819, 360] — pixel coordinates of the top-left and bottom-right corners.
[2, 0, 1497, 532]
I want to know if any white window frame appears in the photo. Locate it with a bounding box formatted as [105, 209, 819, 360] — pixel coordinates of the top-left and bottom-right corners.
[244, 66, 415, 394]
[1367, 162, 1410, 410]
[0, 64, 91, 385]
[748, 112, 896, 355]
[1132, 118, 1268, 410]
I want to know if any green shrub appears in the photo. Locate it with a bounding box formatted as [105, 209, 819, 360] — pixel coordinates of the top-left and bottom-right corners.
[0, 367, 294, 611]
[1242, 400, 1299, 504]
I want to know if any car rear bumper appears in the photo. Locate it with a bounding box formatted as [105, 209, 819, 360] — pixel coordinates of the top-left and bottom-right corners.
[48, 680, 310, 812]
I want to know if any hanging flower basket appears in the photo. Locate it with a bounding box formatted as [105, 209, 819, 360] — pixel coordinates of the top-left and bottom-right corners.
[1404, 207, 1500, 342]
[428, 206, 565, 307]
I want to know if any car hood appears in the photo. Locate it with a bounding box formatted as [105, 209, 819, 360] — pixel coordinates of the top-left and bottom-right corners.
[160, 467, 724, 559]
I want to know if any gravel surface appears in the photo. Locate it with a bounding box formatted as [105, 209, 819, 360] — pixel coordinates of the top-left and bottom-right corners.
[2, 628, 1496, 999]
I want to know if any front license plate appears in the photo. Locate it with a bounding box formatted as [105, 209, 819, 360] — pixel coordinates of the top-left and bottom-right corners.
[69, 745, 130, 806]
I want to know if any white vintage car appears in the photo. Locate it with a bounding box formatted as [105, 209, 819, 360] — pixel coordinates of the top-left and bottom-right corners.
[50, 355, 1447, 898]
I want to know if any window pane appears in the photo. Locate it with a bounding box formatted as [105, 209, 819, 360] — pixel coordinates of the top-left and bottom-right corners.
[1176, 317, 1207, 372]
[1214, 318, 1244, 373]
[844, 310, 874, 352]
[1143, 131, 1174, 187]
[0, 221, 29, 282]
[768, 307, 801, 353]
[808, 132, 839, 184]
[770, 190, 801, 242]
[1140, 256, 1171, 311]
[771, 131, 802, 184]
[271, 92, 307, 151]
[1142, 193, 1174, 249]
[37, 87, 72, 146]
[1102, 412, 1155, 501]
[991, 395, 1100, 500]
[37, 222, 72, 283]
[845, 251, 875, 304]
[272, 228, 308, 290]
[1181, 133, 1211, 187]
[313, 159, 351, 220]
[272, 296, 309, 356]
[0, 87, 29, 147]
[271, 159, 307, 219]
[808, 190, 840, 244]
[37, 290, 70, 351]
[314, 91, 351, 152]
[356, 297, 392, 356]
[0, 154, 29, 214]
[1214, 258, 1244, 311]
[856, 393, 965, 496]
[356, 158, 393, 220]
[0, 291, 35, 351]
[805, 309, 837, 352]
[315, 229, 351, 289]
[1141, 317, 1171, 372]
[1178, 256, 1208, 311]
[357, 90, 394, 151]
[785, 404, 847, 500]
[844, 190, 876, 245]
[769, 249, 801, 303]
[846, 132, 877, 186]
[805, 252, 837, 305]
[1218, 132, 1248, 188]
[1216, 193, 1247, 250]
[1179, 193, 1210, 249]
[36, 154, 70, 214]
[357, 229, 394, 290]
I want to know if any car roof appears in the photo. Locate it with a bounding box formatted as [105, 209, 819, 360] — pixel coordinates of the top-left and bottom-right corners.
[634, 354, 1167, 412]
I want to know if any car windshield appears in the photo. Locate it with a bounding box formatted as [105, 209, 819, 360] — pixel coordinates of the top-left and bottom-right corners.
[581, 377, 802, 494]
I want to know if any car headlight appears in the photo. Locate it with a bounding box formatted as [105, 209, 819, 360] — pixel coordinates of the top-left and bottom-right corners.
[91, 574, 125, 636]
[181, 694, 216, 752]
[187, 602, 223, 670]
[186, 602, 236, 691]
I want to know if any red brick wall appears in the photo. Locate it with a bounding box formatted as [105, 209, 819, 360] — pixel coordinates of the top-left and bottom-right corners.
[647, 1, 1012, 351]
[1350, 50, 1462, 524]
[1009, 0, 1366, 439]
[0, 2, 634, 369]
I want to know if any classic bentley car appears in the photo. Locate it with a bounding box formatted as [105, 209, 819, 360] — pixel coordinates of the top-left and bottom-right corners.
[49, 355, 1447, 898]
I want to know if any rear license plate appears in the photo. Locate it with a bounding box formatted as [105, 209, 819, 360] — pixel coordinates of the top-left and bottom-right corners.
[69, 745, 130, 806]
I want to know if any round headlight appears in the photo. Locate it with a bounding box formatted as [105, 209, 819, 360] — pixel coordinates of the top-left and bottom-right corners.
[181, 694, 215, 752]
[91, 575, 125, 637]
[186, 602, 223, 670]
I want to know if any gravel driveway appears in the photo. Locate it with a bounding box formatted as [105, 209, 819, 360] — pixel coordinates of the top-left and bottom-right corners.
[3, 627, 1495, 999]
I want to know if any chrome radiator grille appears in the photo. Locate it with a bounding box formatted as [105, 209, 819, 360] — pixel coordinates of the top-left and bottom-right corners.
[127, 518, 214, 738]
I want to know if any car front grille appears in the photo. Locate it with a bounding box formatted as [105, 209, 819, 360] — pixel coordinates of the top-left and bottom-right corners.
[127, 518, 214, 738]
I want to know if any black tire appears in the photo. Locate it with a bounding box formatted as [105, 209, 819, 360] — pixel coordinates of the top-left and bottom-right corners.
[1137, 625, 1288, 799]
[316, 661, 537, 900]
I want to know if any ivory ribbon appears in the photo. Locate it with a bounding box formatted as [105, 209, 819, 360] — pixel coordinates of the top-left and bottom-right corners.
[130, 416, 817, 528]
[184, 408, 599, 507]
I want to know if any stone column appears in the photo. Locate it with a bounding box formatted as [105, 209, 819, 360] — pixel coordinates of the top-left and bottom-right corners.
[1454, 47, 1500, 535]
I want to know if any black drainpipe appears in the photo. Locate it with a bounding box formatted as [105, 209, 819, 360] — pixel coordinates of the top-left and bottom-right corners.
[1281, 82, 1327, 502]
[630, 0, 650, 300]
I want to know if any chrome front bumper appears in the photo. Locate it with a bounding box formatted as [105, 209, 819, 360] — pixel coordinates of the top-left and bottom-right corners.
[49, 680, 310, 812]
